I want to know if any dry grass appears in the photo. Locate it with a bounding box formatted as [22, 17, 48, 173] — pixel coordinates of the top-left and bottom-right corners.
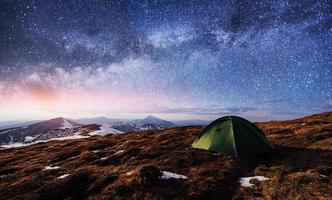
[0, 112, 331, 200]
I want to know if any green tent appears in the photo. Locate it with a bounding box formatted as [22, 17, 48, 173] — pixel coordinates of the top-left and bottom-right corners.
[192, 116, 274, 157]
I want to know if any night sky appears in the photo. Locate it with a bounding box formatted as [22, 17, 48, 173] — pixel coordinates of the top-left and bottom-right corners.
[0, 0, 331, 121]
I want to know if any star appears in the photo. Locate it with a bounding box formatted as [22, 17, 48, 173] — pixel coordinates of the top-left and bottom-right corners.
[0, 0, 331, 121]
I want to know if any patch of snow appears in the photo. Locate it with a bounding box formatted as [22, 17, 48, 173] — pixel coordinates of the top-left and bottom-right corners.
[319, 174, 327, 178]
[0, 129, 13, 135]
[8, 134, 13, 143]
[1, 135, 90, 149]
[160, 171, 188, 180]
[100, 157, 108, 160]
[24, 135, 40, 142]
[1, 142, 31, 148]
[45, 165, 60, 170]
[301, 123, 306, 126]
[52, 135, 89, 141]
[126, 171, 134, 175]
[114, 150, 124, 155]
[89, 125, 123, 136]
[139, 127, 150, 131]
[57, 174, 70, 179]
[0, 175, 7, 179]
[24, 136, 35, 142]
[62, 120, 74, 128]
[239, 176, 269, 188]
[92, 150, 100, 153]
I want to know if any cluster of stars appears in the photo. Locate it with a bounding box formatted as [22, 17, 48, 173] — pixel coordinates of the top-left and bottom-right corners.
[0, 0, 331, 121]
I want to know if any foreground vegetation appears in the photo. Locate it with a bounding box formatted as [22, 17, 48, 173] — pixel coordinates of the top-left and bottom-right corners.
[0, 112, 331, 199]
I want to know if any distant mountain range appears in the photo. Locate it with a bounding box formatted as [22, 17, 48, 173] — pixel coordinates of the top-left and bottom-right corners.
[109, 115, 177, 132]
[77, 115, 179, 132]
[172, 119, 211, 126]
[0, 115, 180, 147]
[76, 117, 128, 125]
[0, 120, 41, 129]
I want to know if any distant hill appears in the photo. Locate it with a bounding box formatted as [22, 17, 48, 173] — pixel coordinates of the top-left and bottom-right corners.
[0, 112, 331, 199]
[172, 119, 211, 126]
[0, 120, 41, 129]
[76, 117, 127, 125]
[0, 118, 82, 145]
[77, 115, 177, 132]
[110, 115, 176, 132]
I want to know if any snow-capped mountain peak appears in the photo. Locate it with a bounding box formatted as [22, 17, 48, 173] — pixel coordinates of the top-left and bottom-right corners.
[45, 117, 81, 127]
[145, 115, 160, 120]
[60, 118, 80, 128]
[109, 115, 176, 132]
[139, 115, 176, 126]
[138, 115, 165, 124]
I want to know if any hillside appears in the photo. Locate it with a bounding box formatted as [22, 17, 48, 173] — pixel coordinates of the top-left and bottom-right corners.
[0, 115, 176, 147]
[0, 118, 82, 144]
[109, 115, 177, 132]
[0, 112, 331, 200]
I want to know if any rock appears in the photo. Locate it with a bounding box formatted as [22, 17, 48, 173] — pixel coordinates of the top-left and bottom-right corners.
[138, 165, 162, 185]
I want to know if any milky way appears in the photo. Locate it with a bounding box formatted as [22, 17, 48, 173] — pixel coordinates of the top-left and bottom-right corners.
[0, 0, 331, 121]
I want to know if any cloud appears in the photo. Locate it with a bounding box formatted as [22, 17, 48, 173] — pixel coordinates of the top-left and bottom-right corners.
[21, 73, 57, 103]
[155, 106, 258, 115]
[61, 31, 117, 56]
[12, 56, 158, 96]
[212, 29, 231, 44]
[0, 81, 20, 100]
[0, 56, 177, 116]
[147, 27, 194, 48]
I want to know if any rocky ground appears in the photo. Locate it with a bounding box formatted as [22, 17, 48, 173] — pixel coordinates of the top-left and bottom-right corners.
[0, 112, 331, 200]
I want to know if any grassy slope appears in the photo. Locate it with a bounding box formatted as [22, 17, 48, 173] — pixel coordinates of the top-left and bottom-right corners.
[0, 112, 331, 200]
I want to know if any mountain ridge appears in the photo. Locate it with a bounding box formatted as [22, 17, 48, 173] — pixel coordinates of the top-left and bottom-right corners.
[0, 115, 177, 146]
[0, 117, 82, 144]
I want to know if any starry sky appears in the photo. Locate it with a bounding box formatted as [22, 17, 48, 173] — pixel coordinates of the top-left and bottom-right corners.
[0, 0, 331, 122]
